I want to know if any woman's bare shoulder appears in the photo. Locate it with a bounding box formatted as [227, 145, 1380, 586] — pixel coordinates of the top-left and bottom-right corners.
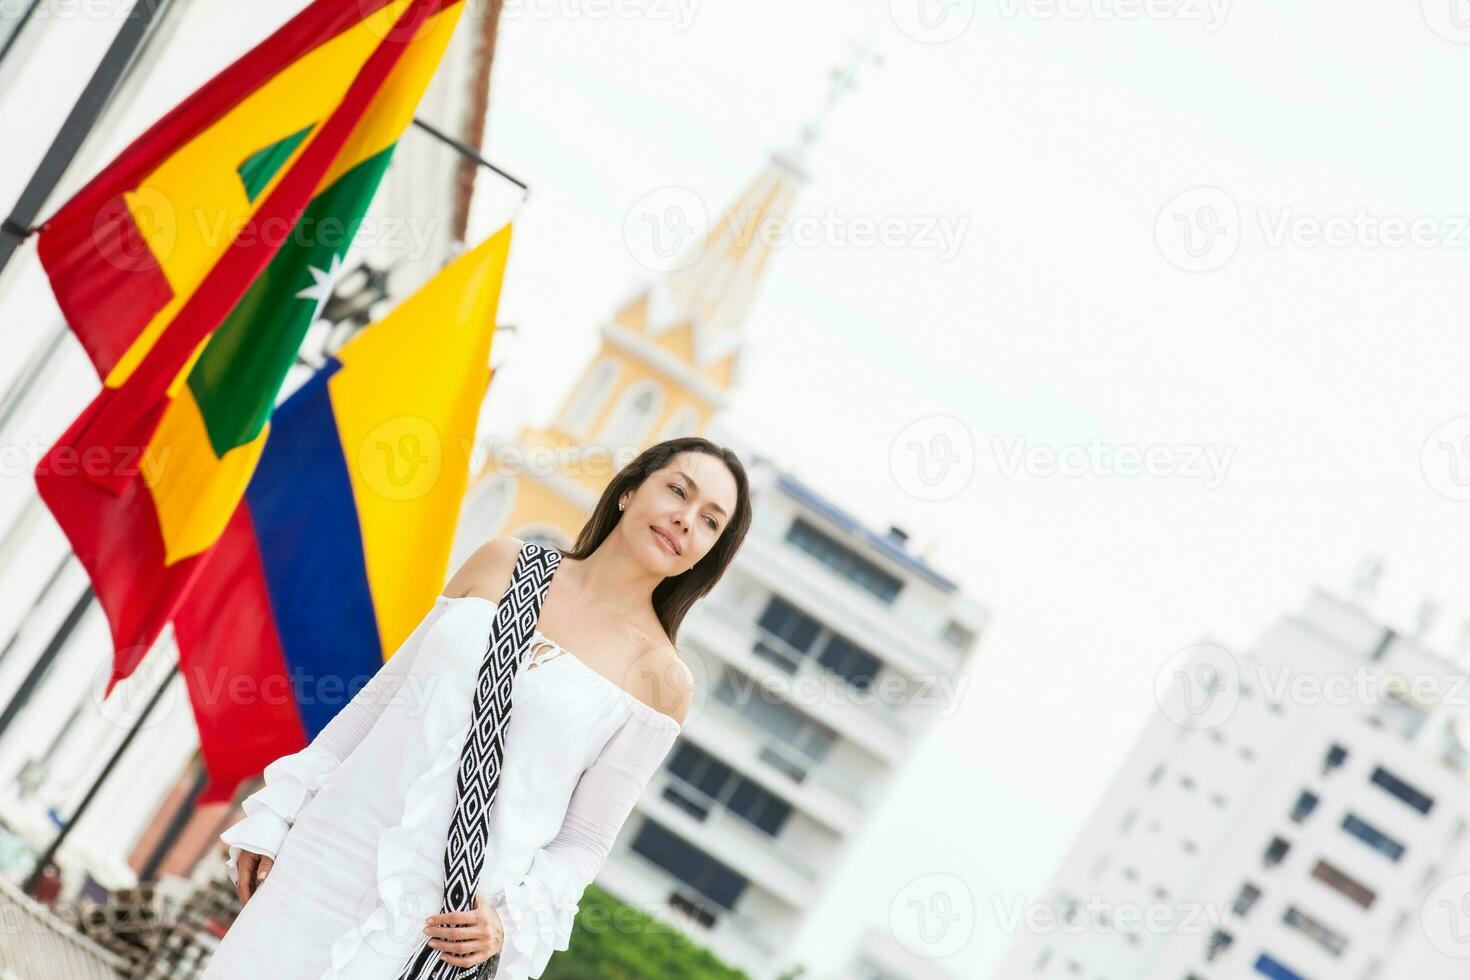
[442, 536, 525, 600]
[634, 641, 694, 725]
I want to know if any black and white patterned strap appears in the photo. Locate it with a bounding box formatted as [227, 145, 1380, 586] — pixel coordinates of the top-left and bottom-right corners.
[397, 541, 561, 980]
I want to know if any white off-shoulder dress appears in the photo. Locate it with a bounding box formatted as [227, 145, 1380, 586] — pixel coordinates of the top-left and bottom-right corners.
[205, 593, 682, 980]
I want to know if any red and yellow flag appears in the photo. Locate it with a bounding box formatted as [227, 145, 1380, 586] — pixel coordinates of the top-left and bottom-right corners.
[32, 0, 466, 691]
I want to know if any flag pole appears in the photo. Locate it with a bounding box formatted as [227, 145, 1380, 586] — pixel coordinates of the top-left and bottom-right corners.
[0, 0, 172, 283]
[411, 116, 529, 200]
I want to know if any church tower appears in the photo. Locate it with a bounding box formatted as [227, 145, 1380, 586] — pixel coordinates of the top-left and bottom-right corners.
[451, 140, 810, 557]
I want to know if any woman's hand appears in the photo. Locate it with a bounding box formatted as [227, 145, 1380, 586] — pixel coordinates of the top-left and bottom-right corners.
[233, 849, 274, 907]
[423, 891, 504, 968]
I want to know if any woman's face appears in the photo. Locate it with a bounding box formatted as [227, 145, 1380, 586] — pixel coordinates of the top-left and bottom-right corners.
[621, 452, 739, 575]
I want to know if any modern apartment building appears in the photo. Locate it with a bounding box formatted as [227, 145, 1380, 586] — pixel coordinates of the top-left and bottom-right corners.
[590, 456, 987, 977]
[999, 588, 1470, 980]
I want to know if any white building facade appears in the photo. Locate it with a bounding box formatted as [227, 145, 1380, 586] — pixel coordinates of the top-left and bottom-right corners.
[999, 589, 1470, 980]
[593, 454, 987, 978]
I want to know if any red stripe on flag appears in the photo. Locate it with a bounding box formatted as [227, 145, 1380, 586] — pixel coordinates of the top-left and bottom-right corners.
[32, 393, 212, 690]
[36, 0, 402, 378]
[65, 0, 456, 497]
[41, 196, 175, 378]
[175, 504, 307, 806]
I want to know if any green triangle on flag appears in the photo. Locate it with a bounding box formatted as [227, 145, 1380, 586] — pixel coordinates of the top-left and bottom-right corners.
[237, 124, 315, 202]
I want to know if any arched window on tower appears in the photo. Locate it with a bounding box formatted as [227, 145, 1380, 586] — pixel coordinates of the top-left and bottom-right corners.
[657, 405, 701, 443]
[558, 357, 620, 438]
[449, 473, 517, 570]
[511, 523, 573, 552]
[598, 379, 664, 453]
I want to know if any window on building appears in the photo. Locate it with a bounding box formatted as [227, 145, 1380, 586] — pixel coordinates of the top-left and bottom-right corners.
[785, 517, 904, 604]
[597, 379, 664, 451]
[1342, 812, 1406, 862]
[557, 357, 619, 436]
[668, 892, 716, 927]
[1370, 687, 1429, 741]
[754, 595, 882, 692]
[664, 743, 794, 836]
[1322, 743, 1348, 776]
[630, 819, 748, 911]
[1205, 930, 1234, 962]
[754, 595, 822, 671]
[1369, 765, 1435, 815]
[1289, 789, 1319, 823]
[940, 618, 977, 651]
[816, 633, 881, 691]
[1263, 836, 1291, 868]
[1253, 952, 1307, 980]
[1282, 905, 1348, 957]
[713, 669, 836, 783]
[656, 405, 700, 442]
[449, 473, 516, 570]
[1232, 882, 1262, 917]
[1310, 859, 1376, 909]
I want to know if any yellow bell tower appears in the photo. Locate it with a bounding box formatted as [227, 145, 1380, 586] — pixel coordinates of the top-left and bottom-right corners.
[453, 45, 879, 554]
[450, 147, 806, 555]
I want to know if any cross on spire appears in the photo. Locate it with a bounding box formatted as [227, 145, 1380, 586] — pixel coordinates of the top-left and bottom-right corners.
[793, 37, 885, 155]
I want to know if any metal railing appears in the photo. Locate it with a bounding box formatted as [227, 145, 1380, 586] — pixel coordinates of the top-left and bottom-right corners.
[609, 846, 777, 958]
[0, 875, 130, 980]
[650, 770, 820, 883]
[697, 694, 866, 808]
[697, 602, 912, 736]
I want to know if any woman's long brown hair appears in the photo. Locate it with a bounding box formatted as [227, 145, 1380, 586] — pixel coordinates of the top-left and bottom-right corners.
[561, 437, 752, 644]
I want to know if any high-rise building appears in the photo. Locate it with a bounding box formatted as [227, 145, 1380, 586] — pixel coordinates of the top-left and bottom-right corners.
[592, 456, 986, 977]
[999, 589, 1470, 980]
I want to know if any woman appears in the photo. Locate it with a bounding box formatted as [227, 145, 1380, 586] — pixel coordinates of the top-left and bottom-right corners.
[206, 438, 750, 979]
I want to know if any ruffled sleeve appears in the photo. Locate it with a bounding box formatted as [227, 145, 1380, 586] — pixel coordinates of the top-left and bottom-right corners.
[489, 709, 680, 979]
[219, 598, 452, 886]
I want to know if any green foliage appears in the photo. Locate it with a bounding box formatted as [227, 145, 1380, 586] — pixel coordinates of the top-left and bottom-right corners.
[539, 883, 751, 980]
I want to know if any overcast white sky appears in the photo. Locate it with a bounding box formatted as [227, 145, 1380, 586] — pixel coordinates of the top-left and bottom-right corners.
[466, 1, 1470, 975]
[6, 0, 1470, 976]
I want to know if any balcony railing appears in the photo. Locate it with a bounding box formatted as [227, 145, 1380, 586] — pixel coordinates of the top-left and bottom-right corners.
[699, 603, 912, 737]
[611, 845, 777, 958]
[0, 875, 131, 979]
[697, 695, 866, 808]
[651, 770, 820, 883]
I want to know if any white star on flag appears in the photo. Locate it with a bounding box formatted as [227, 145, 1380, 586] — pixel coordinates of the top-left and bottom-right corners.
[296, 253, 348, 323]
